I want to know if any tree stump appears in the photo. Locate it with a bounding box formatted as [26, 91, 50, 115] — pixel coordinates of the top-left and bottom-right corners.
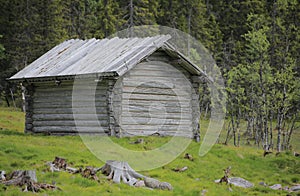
[101, 160, 145, 186]
[4, 170, 37, 186]
[52, 157, 67, 170]
[101, 160, 173, 190]
[1, 170, 60, 192]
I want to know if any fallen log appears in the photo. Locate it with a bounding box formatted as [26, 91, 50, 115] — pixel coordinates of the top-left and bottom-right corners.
[66, 166, 81, 174]
[172, 166, 188, 172]
[144, 177, 173, 190]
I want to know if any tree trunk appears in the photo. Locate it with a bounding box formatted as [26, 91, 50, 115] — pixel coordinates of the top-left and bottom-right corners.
[276, 109, 284, 152]
[224, 122, 231, 145]
[269, 112, 273, 150]
[5, 95, 10, 107]
[286, 114, 297, 149]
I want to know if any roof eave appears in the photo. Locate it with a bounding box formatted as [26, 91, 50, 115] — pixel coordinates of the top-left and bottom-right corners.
[8, 71, 119, 83]
[162, 42, 213, 83]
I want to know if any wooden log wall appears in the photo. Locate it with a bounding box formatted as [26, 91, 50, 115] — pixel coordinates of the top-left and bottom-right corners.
[30, 80, 109, 134]
[117, 51, 198, 137]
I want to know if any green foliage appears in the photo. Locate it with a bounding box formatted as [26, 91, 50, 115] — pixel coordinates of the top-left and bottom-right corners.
[0, 0, 298, 150]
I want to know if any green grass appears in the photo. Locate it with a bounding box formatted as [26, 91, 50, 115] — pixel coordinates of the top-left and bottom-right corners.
[0, 107, 24, 132]
[0, 107, 299, 195]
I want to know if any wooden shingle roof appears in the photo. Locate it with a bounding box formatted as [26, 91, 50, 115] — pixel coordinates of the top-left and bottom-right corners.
[10, 35, 206, 82]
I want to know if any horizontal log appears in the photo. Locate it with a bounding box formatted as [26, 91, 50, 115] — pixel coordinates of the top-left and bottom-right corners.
[34, 90, 107, 98]
[32, 126, 108, 133]
[119, 100, 191, 108]
[120, 117, 192, 125]
[32, 113, 108, 121]
[34, 94, 107, 102]
[122, 78, 191, 87]
[35, 83, 107, 92]
[123, 106, 191, 114]
[122, 93, 190, 102]
[121, 127, 193, 133]
[33, 101, 107, 108]
[122, 81, 173, 89]
[127, 69, 188, 78]
[121, 86, 192, 96]
[121, 132, 193, 138]
[131, 68, 190, 79]
[32, 107, 108, 114]
[33, 120, 108, 127]
[121, 111, 192, 118]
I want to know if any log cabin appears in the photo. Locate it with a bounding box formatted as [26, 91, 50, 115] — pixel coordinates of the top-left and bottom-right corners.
[9, 35, 207, 138]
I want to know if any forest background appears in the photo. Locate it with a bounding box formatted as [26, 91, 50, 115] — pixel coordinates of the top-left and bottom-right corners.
[0, 0, 299, 152]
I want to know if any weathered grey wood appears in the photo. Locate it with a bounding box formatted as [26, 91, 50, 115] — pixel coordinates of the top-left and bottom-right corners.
[121, 124, 192, 130]
[34, 90, 107, 98]
[32, 114, 108, 121]
[33, 126, 107, 133]
[122, 103, 191, 110]
[122, 130, 193, 137]
[120, 100, 190, 108]
[127, 70, 189, 78]
[34, 85, 108, 92]
[32, 107, 108, 114]
[122, 87, 192, 96]
[22, 84, 34, 133]
[33, 101, 107, 108]
[15, 37, 203, 137]
[121, 112, 192, 119]
[34, 95, 107, 103]
[33, 120, 108, 127]
[123, 78, 191, 87]
[118, 58, 195, 137]
[101, 160, 144, 185]
[124, 106, 191, 113]
[120, 118, 192, 125]
[122, 94, 190, 102]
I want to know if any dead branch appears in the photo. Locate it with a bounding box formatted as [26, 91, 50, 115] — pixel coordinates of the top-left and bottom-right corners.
[219, 166, 231, 184]
[184, 153, 194, 161]
[81, 166, 100, 182]
[172, 166, 188, 172]
[52, 157, 67, 170]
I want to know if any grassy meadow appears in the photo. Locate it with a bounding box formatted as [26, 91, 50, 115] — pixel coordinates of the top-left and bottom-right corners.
[0, 107, 299, 195]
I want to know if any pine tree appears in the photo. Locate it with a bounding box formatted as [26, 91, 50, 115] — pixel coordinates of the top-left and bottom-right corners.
[93, 0, 122, 38]
[118, 0, 159, 35]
